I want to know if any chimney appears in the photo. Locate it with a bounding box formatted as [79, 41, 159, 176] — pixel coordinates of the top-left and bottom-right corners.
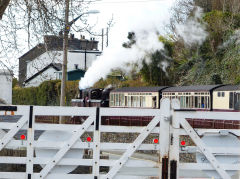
[70, 33, 74, 40]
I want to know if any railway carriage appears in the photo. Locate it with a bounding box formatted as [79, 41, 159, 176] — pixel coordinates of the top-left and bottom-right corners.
[162, 85, 223, 110]
[213, 85, 240, 111]
[109, 86, 168, 108]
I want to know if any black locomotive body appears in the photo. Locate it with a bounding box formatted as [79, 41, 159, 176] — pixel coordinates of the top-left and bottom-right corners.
[71, 88, 112, 107]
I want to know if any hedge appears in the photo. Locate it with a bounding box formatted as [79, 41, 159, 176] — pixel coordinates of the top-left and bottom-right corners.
[13, 80, 79, 106]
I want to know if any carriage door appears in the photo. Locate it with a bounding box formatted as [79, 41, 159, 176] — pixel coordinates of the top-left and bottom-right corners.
[234, 92, 240, 110]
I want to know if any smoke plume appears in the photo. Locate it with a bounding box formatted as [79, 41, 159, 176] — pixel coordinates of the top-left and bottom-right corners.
[79, 1, 174, 89]
[175, 7, 208, 46]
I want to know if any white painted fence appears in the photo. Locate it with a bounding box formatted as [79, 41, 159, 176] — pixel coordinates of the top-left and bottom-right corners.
[0, 99, 239, 179]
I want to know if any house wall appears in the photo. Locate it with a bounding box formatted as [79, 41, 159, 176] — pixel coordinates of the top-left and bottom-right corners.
[26, 50, 100, 79]
[0, 70, 12, 104]
[25, 67, 58, 87]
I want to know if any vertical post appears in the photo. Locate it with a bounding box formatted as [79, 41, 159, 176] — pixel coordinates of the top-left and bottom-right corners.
[169, 99, 180, 179]
[84, 49, 87, 71]
[159, 98, 171, 179]
[26, 106, 34, 178]
[60, 0, 70, 124]
[93, 107, 100, 178]
[106, 27, 109, 47]
[101, 28, 104, 51]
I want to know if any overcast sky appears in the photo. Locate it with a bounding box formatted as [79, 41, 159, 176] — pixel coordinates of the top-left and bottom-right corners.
[86, 0, 175, 49]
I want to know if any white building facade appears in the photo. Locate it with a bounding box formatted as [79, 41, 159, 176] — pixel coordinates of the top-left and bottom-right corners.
[19, 35, 101, 87]
[0, 69, 12, 104]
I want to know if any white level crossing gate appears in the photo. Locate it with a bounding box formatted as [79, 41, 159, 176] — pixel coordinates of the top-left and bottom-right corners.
[0, 99, 239, 179]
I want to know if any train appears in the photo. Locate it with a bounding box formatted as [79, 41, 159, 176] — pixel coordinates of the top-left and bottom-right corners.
[72, 84, 240, 111]
[71, 85, 240, 128]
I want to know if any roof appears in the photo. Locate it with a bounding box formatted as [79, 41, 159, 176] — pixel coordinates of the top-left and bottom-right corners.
[162, 85, 223, 92]
[0, 69, 13, 76]
[111, 86, 168, 93]
[214, 85, 240, 91]
[19, 35, 100, 61]
[24, 63, 62, 83]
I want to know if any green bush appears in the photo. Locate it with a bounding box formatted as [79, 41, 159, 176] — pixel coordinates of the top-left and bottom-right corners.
[13, 80, 79, 106]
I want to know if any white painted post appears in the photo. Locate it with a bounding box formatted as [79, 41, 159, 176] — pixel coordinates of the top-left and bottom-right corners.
[159, 98, 171, 179]
[93, 107, 100, 178]
[169, 99, 180, 179]
[26, 106, 34, 178]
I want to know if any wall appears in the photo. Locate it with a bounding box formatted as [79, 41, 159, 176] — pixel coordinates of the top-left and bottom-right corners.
[25, 67, 58, 87]
[0, 70, 12, 104]
[26, 50, 101, 80]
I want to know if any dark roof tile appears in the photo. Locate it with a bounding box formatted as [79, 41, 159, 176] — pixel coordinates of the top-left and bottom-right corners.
[162, 85, 223, 92]
[214, 85, 240, 91]
[112, 86, 168, 93]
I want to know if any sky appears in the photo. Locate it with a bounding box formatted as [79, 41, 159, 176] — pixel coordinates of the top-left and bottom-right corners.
[85, 0, 175, 50]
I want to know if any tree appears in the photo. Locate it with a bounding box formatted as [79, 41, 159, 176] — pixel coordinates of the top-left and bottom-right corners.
[0, 0, 93, 74]
[0, 0, 10, 20]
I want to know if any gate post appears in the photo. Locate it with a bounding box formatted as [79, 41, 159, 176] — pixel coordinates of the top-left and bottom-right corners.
[93, 107, 100, 178]
[169, 99, 180, 179]
[159, 98, 171, 179]
[26, 106, 34, 178]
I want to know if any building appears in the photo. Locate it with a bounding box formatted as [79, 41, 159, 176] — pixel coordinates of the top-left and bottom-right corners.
[0, 69, 12, 104]
[19, 35, 101, 87]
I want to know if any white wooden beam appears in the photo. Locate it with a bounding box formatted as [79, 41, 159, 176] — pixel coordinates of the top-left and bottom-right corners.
[180, 117, 231, 179]
[38, 115, 95, 179]
[103, 114, 162, 179]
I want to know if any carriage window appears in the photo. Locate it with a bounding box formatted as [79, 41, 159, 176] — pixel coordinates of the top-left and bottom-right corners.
[128, 96, 131, 107]
[207, 96, 210, 109]
[116, 94, 119, 106]
[204, 96, 208, 109]
[137, 96, 140, 107]
[133, 96, 137, 107]
[186, 96, 189, 108]
[110, 94, 114, 106]
[131, 96, 133, 107]
[201, 96, 205, 108]
[142, 96, 146, 107]
[222, 92, 225, 97]
[180, 96, 184, 108]
[120, 94, 124, 106]
[229, 92, 233, 109]
[194, 96, 198, 108]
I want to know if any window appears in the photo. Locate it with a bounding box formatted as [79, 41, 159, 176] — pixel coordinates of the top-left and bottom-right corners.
[128, 96, 131, 107]
[186, 96, 189, 108]
[218, 92, 221, 97]
[116, 94, 119, 106]
[222, 92, 225, 97]
[110, 94, 114, 106]
[133, 96, 137, 107]
[201, 96, 205, 108]
[120, 94, 124, 106]
[180, 96, 184, 108]
[125, 96, 127, 107]
[142, 96, 146, 107]
[195, 96, 198, 108]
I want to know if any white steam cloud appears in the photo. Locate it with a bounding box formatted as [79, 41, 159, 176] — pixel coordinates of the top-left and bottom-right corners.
[79, 1, 174, 89]
[175, 7, 208, 46]
[80, 32, 163, 89]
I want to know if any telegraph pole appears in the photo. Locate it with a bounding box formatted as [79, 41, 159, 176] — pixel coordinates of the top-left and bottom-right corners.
[60, 0, 70, 124]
